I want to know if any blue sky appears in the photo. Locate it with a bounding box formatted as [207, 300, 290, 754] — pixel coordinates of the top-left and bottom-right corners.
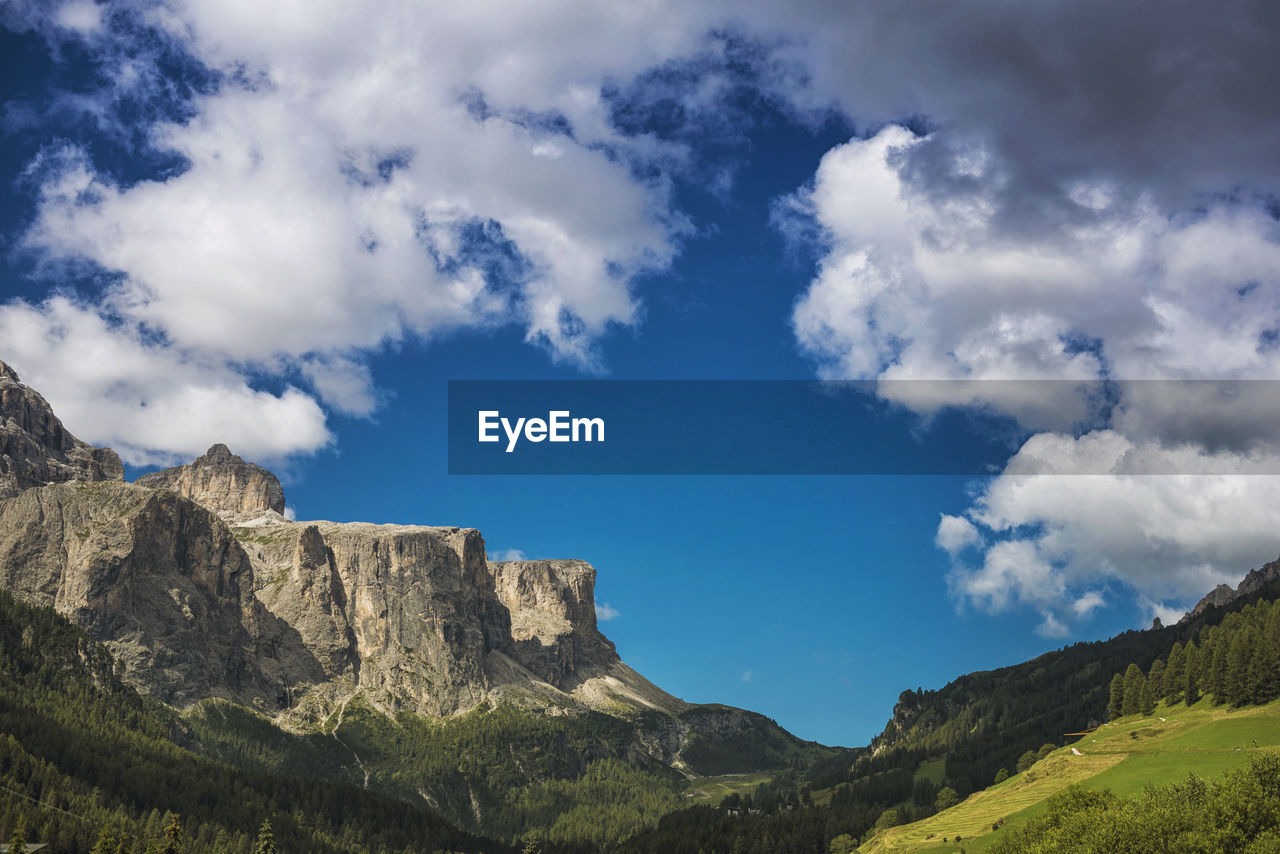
[3, 1, 1280, 745]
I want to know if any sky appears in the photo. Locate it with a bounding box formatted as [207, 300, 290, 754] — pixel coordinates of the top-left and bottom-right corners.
[2, 0, 1280, 746]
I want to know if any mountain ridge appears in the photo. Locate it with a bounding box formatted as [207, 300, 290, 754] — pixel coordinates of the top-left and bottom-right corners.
[0, 357, 818, 818]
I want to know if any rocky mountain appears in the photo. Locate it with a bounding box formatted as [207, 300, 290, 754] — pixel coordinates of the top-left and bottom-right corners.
[0, 361, 123, 499]
[1180, 555, 1280, 623]
[136, 442, 285, 520]
[0, 358, 695, 728]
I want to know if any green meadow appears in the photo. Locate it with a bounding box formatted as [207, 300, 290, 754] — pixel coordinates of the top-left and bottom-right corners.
[859, 697, 1280, 853]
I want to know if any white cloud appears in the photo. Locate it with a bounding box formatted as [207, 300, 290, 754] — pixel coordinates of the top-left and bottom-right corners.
[595, 602, 620, 622]
[944, 433, 1280, 634]
[741, 669, 753, 683]
[489, 548, 527, 562]
[789, 125, 1280, 635]
[1036, 610, 1070, 639]
[0, 296, 330, 465]
[935, 513, 980, 554]
[9, 0, 737, 461]
[791, 127, 1280, 412]
[1072, 591, 1105, 619]
[53, 1, 103, 35]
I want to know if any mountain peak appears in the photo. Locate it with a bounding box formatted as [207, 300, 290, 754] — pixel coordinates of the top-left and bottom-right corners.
[137, 443, 285, 520]
[0, 357, 124, 499]
[1180, 557, 1280, 623]
[202, 442, 235, 461]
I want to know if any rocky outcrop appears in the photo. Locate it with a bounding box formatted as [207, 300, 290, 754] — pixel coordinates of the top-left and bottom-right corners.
[236, 519, 683, 718]
[0, 481, 322, 708]
[136, 443, 285, 520]
[491, 559, 618, 689]
[0, 360, 123, 499]
[0, 363, 684, 721]
[240, 519, 498, 716]
[1181, 556, 1280, 623]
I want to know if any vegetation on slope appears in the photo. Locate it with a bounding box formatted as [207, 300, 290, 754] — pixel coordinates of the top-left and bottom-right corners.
[0, 590, 502, 854]
[861, 698, 1280, 853]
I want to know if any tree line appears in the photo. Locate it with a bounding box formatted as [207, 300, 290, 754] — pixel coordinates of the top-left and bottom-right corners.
[1108, 596, 1280, 718]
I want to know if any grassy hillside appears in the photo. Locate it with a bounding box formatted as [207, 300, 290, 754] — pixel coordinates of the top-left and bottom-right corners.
[871, 574, 1280, 797]
[860, 697, 1280, 853]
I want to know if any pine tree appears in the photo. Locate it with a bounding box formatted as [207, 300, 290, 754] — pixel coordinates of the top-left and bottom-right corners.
[1139, 678, 1157, 716]
[1208, 634, 1231, 704]
[1121, 663, 1145, 716]
[1165, 642, 1186, 701]
[158, 815, 183, 854]
[7, 815, 27, 853]
[1225, 631, 1253, 706]
[1247, 640, 1280, 705]
[91, 825, 118, 854]
[254, 819, 276, 854]
[1147, 659, 1166, 704]
[1107, 672, 1125, 720]
[1184, 641, 1201, 705]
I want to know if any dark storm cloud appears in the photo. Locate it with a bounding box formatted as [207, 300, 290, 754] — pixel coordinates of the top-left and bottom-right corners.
[758, 0, 1280, 214]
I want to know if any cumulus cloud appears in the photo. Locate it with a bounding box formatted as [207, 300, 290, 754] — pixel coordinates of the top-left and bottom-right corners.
[489, 548, 527, 562]
[4, 0, 737, 461]
[935, 514, 980, 554]
[595, 602, 621, 622]
[790, 122, 1280, 634]
[791, 126, 1280, 402]
[0, 296, 330, 465]
[942, 433, 1280, 634]
[1072, 591, 1106, 619]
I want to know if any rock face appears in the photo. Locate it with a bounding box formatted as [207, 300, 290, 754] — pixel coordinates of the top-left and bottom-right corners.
[238, 520, 681, 718]
[0, 360, 124, 499]
[136, 444, 285, 520]
[0, 362, 682, 721]
[491, 559, 616, 687]
[0, 481, 322, 707]
[1181, 556, 1280, 623]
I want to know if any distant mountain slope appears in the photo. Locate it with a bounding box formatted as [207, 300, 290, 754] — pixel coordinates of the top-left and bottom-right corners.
[871, 563, 1280, 795]
[0, 589, 501, 854]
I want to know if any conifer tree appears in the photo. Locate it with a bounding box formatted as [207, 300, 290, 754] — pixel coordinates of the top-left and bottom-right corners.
[1121, 663, 1145, 716]
[1165, 642, 1185, 701]
[1139, 678, 1157, 715]
[1248, 635, 1280, 704]
[1208, 635, 1231, 704]
[91, 825, 118, 854]
[254, 819, 276, 854]
[158, 815, 183, 854]
[1107, 672, 1125, 720]
[7, 815, 27, 854]
[1225, 630, 1254, 706]
[1184, 641, 1201, 705]
[1147, 659, 1166, 702]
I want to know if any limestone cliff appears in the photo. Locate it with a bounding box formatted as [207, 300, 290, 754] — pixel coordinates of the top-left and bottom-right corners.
[0, 360, 123, 499]
[237, 518, 683, 719]
[0, 481, 321, 708]
[0, 364, 682, 724]
[136, 443, 285, 520]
